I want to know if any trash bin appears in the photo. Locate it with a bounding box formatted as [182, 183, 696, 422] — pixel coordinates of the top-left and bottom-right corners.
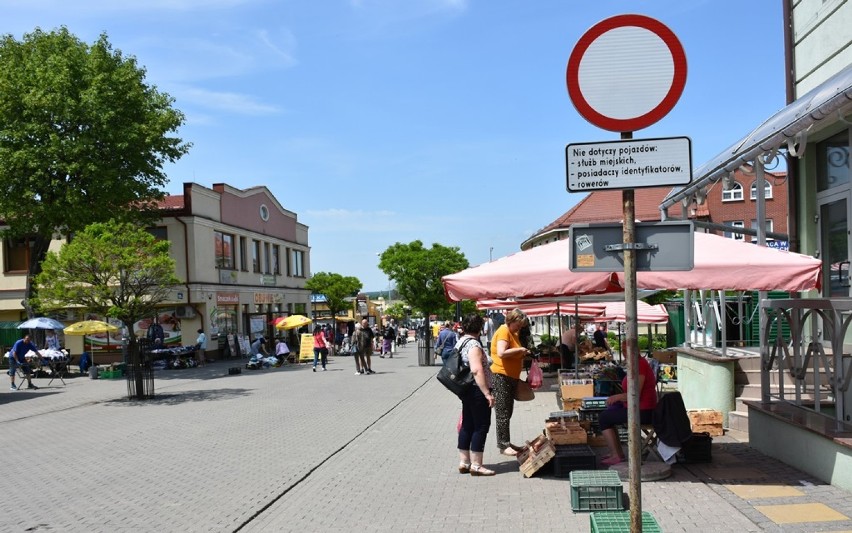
[417, 338, 435, 367]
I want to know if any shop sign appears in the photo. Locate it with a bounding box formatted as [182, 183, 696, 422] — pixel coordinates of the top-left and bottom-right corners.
[217, 292, 239, 305]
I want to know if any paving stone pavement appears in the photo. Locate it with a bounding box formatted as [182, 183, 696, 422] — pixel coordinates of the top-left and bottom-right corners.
[2, 343, 852, 532]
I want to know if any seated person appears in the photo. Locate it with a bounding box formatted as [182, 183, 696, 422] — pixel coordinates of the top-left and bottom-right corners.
[275, 337, 291, 362]
[599, 354, 657, 466]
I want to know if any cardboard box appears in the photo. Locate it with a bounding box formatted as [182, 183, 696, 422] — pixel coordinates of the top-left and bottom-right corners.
[561, 383, 594, 401]
[653, 350, 678, 364]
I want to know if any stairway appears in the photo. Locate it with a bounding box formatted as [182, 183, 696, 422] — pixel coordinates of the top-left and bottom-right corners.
[728, 355, 832, 433]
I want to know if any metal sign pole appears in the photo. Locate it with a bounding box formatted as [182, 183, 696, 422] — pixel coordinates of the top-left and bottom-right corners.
[622, 131, 642, 531]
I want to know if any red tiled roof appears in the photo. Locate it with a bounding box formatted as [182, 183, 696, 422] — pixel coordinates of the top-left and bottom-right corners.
[533, 187, 677, 236]
[157, 195, 185, 211]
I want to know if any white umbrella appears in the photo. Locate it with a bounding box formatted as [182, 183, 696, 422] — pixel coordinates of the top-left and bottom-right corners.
[18, 317, 65, 330]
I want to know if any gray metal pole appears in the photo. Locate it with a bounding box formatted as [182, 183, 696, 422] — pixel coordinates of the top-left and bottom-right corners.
[622, 132, 642, 532]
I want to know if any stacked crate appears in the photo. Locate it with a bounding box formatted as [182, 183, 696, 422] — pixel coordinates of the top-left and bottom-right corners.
[552, 445, 597, 477]
[517, 434, 556, 478]
[687, 408, 724, 436]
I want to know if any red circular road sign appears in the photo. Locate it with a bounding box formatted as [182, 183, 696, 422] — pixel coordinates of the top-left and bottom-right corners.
[567, 14, 687, 132]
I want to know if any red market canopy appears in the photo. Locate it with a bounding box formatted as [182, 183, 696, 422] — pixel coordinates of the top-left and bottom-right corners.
[443, 232, 821, 302]
[599, 301, 670, 324]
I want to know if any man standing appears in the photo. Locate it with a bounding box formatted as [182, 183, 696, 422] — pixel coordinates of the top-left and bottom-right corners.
[353, 319, 375, 374]
[560, 321, 577, 370]
[147, 317, 165, 345]
[9, 334, 41, 390]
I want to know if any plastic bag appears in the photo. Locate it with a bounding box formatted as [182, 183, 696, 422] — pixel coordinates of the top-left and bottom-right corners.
[528, 361, 543, 390]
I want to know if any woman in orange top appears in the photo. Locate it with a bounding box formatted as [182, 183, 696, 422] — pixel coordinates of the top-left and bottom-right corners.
[489, 308, 531, 456]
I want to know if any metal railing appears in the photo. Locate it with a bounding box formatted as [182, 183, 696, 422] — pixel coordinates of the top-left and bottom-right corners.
[760, 298, 852, 428]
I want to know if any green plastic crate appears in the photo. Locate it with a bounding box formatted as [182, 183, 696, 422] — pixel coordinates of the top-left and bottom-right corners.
[590, 511, 661, 533]
[570, 470, 624, 512]
[99, 369, 123, 380]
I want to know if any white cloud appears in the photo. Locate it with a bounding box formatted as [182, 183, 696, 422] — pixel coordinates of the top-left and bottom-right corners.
[176, 86, 282, 115]
[254, 28, 298, 68]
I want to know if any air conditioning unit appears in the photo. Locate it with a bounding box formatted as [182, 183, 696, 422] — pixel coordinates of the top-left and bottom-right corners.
[175, 305, 196, 319]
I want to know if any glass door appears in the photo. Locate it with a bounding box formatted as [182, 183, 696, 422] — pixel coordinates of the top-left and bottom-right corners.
[821, 196, 851, 297]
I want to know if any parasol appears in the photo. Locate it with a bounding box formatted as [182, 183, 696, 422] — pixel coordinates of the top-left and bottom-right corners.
[18, 317, 66, 330]
[275, 315, 312, 330]
[64, 320, 119, 367]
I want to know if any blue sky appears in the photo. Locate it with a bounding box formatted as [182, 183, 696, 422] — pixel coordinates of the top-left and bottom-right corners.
[3, 0, 786, 292]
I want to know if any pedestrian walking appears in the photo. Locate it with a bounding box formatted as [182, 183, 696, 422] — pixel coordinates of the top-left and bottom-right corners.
[312, 325, 328, 372]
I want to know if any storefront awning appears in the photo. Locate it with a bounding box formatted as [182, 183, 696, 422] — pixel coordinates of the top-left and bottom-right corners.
[661, 63, 852, 210]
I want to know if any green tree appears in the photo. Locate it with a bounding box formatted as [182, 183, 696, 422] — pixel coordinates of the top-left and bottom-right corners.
[0, 27, 189, 317]
[379, 240, 469, 345]
[384, 302, 408, 320]
[305, 271, 362, 321]
[33, 220, 180, 399]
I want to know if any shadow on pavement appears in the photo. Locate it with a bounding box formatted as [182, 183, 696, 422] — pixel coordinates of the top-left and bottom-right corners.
[102, 387, 253, 406]
[0, 390, 62, 405]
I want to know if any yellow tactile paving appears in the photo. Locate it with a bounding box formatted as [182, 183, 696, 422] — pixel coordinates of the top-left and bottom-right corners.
[724, 484, 805, 499]
[755, 503, 848, 524]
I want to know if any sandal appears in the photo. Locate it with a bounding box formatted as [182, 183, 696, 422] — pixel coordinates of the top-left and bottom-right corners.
[469, 464, 496, 477]
[458, 462, 471, 474]
[601, 455, 625, 466]
[500, 447, 518, 457]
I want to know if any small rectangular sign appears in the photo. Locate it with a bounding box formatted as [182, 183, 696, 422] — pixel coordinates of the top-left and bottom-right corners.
[566, 136, 692, 192]
[568, 221, 694, 272]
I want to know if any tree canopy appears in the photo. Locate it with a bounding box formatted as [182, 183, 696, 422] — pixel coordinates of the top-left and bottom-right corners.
[0, 27, 189, 314]
[32, 219, 180, 337]
[378, 240, 468, 316]
[305, 272, 362, 319]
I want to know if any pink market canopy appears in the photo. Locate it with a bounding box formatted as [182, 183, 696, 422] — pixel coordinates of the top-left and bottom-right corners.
[476, 299, 607, 319]
[443, 232, 822, 302]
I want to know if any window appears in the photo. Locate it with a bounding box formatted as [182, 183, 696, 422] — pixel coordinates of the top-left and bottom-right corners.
[4, 237, 34, 273]
[750, 181, 773, 200]
[214, 231, 235, 269]
[750, 219, 774, 241]
[817, 130, 850, 192]
[239, 236, 248, 271]
[722, 182, 743, 201]
[272, 245, 281, 275]
[263, 242, 271, 274]
[723, 221, 745, 240]
[146, 226, 168, 241]
[252, 240, 261, 273]
[291, 249, 305, 277]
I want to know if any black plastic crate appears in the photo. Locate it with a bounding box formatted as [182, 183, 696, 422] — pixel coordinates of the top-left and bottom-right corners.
[677, 431, 712, 463]
[553, 445, 597, 477]
[579, 408, 603, 422]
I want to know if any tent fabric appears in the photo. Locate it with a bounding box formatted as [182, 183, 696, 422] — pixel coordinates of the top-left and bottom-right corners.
[598, 301, 669, 324]
[476, 299, 606, 318]
[443, 231, 821, 302]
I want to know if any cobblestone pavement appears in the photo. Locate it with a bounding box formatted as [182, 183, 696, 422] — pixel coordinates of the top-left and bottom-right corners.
[2, 343, 852, 532]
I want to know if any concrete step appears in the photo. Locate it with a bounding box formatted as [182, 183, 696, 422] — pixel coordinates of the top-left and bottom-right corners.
[728, 410, 749, 432]
[735, 383, 830, 400]
[734, 356, 764, 372]
[734, 368, 831, 387]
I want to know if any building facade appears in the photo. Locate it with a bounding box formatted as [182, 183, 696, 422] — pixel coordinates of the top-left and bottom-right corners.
[1, 182, 312, 359]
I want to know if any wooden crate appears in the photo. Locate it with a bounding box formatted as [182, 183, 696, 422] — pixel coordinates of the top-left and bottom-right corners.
[688, 409, 724, 436]
[517, 434, 556, 478]
[546, 420, 589, 445]
[562, 398, 583, 411]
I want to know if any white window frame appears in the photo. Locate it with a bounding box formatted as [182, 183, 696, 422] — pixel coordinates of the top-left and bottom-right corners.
[722, 182, 744, 202]
[724, 221, 745, 240]
[750, 181, 773, 200]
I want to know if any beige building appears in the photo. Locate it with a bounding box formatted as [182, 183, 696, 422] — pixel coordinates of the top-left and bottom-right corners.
[1, 182, 312, 359]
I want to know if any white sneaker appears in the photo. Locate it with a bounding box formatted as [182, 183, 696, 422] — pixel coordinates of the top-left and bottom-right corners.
[322, 368, 327, 371]
[355, 371, 362, 376]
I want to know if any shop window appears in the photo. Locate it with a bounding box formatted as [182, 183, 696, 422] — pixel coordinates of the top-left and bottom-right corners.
[722, 182, 743, 202]
[214, 231, 235, 269]
[750, 181, 773, 200]
[4, 237, 34, 273]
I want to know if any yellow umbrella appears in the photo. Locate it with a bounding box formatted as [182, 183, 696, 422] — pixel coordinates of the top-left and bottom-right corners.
[64, 320, 119, 366]
[275, 314, 312, 330]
